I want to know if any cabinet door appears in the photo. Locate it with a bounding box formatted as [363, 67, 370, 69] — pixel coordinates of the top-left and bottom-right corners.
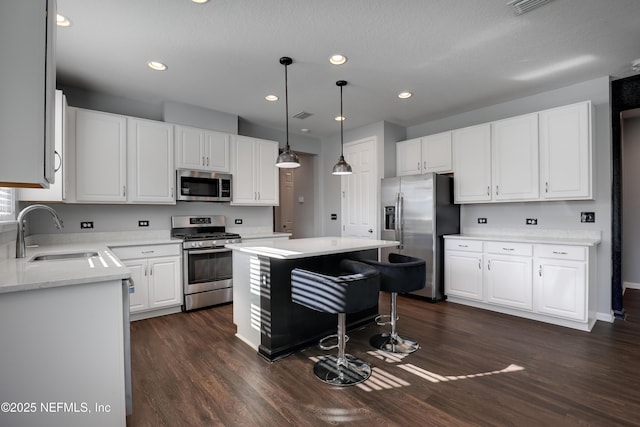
[445, 251, 484, 300]
[204, 131, 230, 172]
[492, 114, 539, 201]
[175, 125, 205, 170]
[148, 256, 182, 309]
[422, 132, 452, 173]
[535, 258, 586, 321]
[255, 139, 279, 205]
[485, 255, 533, 310]
[539, 102, 592, 200]
[128, 118, 175, 204]
[19, 90, 66, 202]
[75, 109, 127, 202]
[452, 124, 491, 203]
[124, 260, 149, 313]
[396, 138, 422, 176]
[231, 136, 257, 204]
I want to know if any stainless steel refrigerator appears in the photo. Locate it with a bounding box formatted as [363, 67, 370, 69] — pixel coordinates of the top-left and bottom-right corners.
[380, 173, 460, 301]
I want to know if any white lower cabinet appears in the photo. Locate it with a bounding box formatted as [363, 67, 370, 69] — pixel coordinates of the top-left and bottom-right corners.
[444, 240, 483, 301]
[111, 244, 182, 320]
[444, 237, 595, 331]
[534, 245, 587, 321]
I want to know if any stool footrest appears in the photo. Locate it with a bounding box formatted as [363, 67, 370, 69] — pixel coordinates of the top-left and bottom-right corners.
[318, 334, 349, 351]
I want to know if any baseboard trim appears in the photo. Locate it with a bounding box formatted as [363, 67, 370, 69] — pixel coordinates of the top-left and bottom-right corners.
[623, 282, 640, 292]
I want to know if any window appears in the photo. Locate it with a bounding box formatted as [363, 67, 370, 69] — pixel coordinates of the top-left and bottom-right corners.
[0, 187, 15, 221]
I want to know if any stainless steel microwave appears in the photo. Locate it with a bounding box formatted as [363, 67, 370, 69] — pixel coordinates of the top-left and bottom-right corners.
[176, 170, 232, 202]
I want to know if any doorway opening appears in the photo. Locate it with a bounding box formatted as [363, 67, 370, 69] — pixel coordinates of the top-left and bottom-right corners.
[274, 152, 315, 238]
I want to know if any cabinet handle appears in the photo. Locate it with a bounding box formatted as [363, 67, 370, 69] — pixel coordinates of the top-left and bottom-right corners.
[496, 185, 499, 196]
[141, 250, 155, 254]
[539, 265, 542, 277]
[487, 186, 490, 196]
[150, 266, 153, 276]
[123, 186, 126, 197]
[545, 182, 549, 193]
[502, 247, 515, 251]
[478, 259, 481, 269]
[54, 150, 62, 172]
[202, 156, 205, 166]
[171, 187, 174, 198]
[144, 266, 148, 276]
[418, 161, 421, 170]
[458, 244, 468, 248]
[423, 161, 426, 170]
[552, 251, 568, 255]
[206, 157, 210, 166]
[258, 192, 260, 200]
[487, 260, 491, 270]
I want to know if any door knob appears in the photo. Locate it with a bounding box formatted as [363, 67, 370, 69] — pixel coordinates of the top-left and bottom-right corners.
[368, 229, 373, 233]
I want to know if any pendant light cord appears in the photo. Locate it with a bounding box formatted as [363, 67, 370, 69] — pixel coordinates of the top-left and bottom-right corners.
[340, 83, 344, 157]
[284, 61, 290, 151]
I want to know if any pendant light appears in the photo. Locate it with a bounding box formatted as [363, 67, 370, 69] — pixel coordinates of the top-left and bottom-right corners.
[332, 80, 352, 175]
[275, 57, 300, 168]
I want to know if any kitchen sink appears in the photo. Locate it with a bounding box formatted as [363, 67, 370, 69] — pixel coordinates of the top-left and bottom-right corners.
[30, 251, 100, 262]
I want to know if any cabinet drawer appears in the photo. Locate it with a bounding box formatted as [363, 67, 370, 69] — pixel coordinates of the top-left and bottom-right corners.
[485, 241, 532, 256]
[534, 245, 586, 261]
[111, 243, 181, 260]
[445, 239, 482, 252]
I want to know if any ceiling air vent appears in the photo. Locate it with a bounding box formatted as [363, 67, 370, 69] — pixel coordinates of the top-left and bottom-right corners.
[506, 0, 555, 15]
[292, 111, 312, 120]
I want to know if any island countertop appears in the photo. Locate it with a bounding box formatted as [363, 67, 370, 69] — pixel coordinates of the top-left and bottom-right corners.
[226, 236, 399, 259]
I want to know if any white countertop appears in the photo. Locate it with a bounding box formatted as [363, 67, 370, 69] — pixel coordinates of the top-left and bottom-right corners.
[0, 233, 183, 295]
[226, 236, 399, 259]
[444, 232, 601, 246]
[239, 232, 292, 240]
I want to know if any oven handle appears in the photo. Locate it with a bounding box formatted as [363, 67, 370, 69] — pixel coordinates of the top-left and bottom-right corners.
[185, 247, 232, 255]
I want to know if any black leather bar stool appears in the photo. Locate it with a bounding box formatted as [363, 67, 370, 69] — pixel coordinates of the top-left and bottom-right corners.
[362, 253, 426, 354]
[291, 259, 380, 386]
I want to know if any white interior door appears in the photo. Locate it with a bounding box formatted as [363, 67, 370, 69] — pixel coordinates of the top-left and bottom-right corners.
[341, 137, 378, 239]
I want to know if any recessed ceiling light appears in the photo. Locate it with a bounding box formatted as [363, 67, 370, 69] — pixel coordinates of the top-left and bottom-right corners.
[147, 61, 168, 71]
[56, 14, 71, 27]
[301, 128, 310, 133]
[335, 115, 346, 121]
[329, 54, 348, 65]
[265, 94, 279, 102]
[398, 92, 412, 99]
[191, 0, 209, 3]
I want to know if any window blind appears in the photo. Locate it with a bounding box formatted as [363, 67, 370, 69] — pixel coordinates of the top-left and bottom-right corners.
[0, 187, 15, 220]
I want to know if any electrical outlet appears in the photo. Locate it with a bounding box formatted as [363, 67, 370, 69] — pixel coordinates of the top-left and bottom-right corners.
[526, 218, 538, 225]
[80, 221, 94, 229]
[138, 220, 149, 227]
[331, 213, 337, 221]
[478, 218, 487, 224]
[581, 212, 595, 223]
[234, 219, 243, 225]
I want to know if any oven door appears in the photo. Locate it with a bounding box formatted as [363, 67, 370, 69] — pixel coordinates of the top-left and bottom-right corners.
[183, 247, 233, 294]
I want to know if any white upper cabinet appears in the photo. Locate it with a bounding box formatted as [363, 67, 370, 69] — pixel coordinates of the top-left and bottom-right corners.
[175, 125, 230, 172]
[491, 113, 539, 201]
[0, 0, 56, 188]
[452, 124, 492, 203]
[74, 109, 127, 203]
[396, 132, 452, 176]
[452, 101, 592, 204]
[231, 136, 279, 206]
[19, 90, 67, 202]
[127, 118, 175, 204]
[539, 101, 592, 200]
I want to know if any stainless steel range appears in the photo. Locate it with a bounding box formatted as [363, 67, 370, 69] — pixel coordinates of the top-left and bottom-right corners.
[171, 215, 241, 311]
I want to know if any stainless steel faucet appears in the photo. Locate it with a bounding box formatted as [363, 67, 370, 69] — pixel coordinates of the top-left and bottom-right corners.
[16, 204, 64, 258]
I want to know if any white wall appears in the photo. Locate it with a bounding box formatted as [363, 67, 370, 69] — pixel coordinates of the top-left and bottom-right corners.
[622, 115, 640, 287]
[406, 76, 612, 318]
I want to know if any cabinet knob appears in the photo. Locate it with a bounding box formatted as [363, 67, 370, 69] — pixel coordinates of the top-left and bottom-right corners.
[368, 229, 373, 233]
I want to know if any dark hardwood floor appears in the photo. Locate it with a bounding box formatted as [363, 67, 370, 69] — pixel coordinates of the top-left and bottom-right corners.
[127, 290, 640, 426]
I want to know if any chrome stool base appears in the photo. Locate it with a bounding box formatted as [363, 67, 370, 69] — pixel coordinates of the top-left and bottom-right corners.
[313, 354, 372, 386]
[370, 333, 420, 354]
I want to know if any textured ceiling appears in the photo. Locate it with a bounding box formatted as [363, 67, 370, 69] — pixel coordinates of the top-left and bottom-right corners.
[56, 0, 640, 138]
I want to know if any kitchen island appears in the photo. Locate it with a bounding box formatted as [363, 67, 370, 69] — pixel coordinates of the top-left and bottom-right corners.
[227, 237, 399, 360]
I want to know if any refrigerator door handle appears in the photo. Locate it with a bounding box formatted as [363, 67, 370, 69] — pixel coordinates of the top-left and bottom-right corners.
[396, 192, 404, 249]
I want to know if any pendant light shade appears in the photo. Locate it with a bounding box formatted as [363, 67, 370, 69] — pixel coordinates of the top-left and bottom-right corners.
[332, 80, 352, 175]
[276, 57, 300, 168]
